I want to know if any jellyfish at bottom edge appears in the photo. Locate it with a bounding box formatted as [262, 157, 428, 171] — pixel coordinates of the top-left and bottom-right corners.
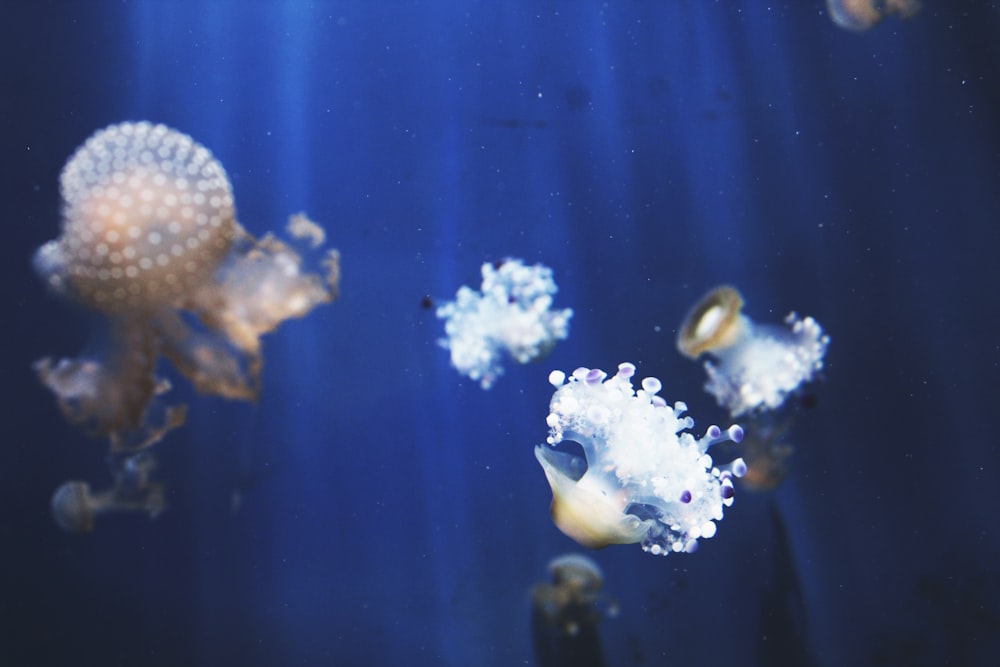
[531, 553, 617, 667]
[676, 285, 830, 418]
[535, 363, 745, 556]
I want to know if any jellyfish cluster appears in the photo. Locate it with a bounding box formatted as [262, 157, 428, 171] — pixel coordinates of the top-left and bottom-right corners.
[534, 364, 745, 556]
[436, 258, 572, 389]
[35, 122, 340, 531]
[826, 0, 921, 32]
[677, 285, 829, 418]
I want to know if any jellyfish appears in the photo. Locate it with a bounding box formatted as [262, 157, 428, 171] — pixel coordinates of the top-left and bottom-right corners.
[436, 258, 572, 389]
[677, 285, 829, 418]
[826, 0, 921, 32]
[535, 363, 745, 556]
[531, 553, 616, 667]
[34, 122, 341, 528]
[50, 452, 164, 533]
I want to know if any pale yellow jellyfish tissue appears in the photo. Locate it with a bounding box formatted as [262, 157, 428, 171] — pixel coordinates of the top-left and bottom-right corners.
[536, 364, 745, 556]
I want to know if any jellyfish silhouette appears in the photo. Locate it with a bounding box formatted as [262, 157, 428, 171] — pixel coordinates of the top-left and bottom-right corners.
[531, 554, 616, 667]
[35, 122, 341, 530]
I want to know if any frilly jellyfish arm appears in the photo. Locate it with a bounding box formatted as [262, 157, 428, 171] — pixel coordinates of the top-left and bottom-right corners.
[536, 364, 745, 556]
[437, 259, 573, 389]
[34, 315, 186, 450]
[161, 223, 341, 400]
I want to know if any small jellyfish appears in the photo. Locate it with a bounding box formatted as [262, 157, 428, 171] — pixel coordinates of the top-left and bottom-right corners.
[677, 286, 829, 418]
[535, 364, 745, 556]
[34, 122, 341, 528]
[827, 0, 921, 32]
[51, 453, 165, 533]
[733, 417, 796, 492]
[531, 553, 615, 667]
[436, 258, 572, 389]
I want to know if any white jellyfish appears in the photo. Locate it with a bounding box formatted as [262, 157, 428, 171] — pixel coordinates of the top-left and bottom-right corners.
[535, 363, 745, 556]
[677, 286, 829, 418]
[436, 259, 572, 389]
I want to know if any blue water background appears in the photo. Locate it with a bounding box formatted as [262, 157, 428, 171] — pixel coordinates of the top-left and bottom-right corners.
[2, 1, 998, 665]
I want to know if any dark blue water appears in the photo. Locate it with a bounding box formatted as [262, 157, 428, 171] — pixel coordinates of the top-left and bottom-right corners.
[2, 2, 998, 666]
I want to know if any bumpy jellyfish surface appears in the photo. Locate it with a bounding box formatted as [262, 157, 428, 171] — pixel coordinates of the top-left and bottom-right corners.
[535, 364, 745, 556]
[34, 122, 341, 449]
[677, 286, 829, 418]
[437, 259, 572, 389]
[826, 0, 921, 31]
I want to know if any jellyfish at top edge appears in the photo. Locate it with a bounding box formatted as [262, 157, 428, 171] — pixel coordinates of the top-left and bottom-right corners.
[827, 0, 921, 32]
[436, 258, 572, 389]
[34, 122, 341, 529]
[535, 363, 745, 556]
[677, 285, 829, 418]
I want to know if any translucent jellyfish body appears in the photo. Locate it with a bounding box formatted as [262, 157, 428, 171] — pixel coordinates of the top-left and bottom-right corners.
[531, 553, 616, 663]
[34, 122, 341, 529]
[677, 286, 829, 418]
[826, 0, 921, 32]
[437, 259, 572, 389]
[535, 364, 745, 556]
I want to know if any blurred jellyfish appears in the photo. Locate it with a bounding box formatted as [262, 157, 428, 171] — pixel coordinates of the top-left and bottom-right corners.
[535, 363, 745, 556]
[677, 286, 829, 418]
[50, 452, 164, 533]
[531, 553, 617, 667]
[734, 418, 796, 492]
[436, 258, 572, 389]
[827, 0, 921, 32]
[35, 122, 341, 529]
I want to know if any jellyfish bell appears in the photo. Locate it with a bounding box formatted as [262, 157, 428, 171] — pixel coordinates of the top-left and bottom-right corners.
[547, 553, 604, 593]
[51, 481, 106, 533]
[536, 445, 650, 549]
[677, 285, 746, 359]
[47, 122, 238, 312]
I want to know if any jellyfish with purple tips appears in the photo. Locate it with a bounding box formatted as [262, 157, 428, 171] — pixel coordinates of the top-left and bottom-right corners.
[436, 259, 572, 389]
[535, 363, 745, 556]
[677, 286, 829, 418]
